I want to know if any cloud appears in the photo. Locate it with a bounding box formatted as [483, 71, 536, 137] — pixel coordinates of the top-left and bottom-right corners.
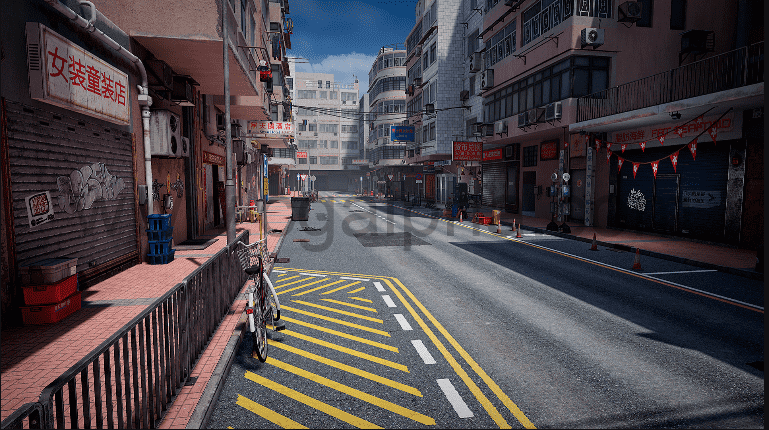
[295, 52, 377, 92]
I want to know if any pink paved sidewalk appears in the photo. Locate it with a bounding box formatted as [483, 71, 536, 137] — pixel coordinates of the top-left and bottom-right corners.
[0, 196, 293, 426]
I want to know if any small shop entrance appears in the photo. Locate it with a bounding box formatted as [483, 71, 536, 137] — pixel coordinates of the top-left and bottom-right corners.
[522, 171, 536, 217]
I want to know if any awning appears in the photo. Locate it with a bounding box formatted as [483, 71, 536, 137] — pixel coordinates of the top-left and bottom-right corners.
[254, 137, 289, 148]
[404, 153, 452, 165]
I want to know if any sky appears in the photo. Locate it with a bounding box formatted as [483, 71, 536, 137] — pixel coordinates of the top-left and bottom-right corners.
[287, 0, 417, 92]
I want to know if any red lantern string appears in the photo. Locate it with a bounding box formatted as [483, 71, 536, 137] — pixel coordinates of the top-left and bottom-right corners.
[651, 161, 659, 178]
[670, 151, 679, 173]
[621, 144, 627, 153]
[639, 141, 646, 152]
[632, 162, 639, 178]
[617, 157, 624, 172]
[606, 149, 612, 164]
[688, 140, 697, 160]
[658, 135, 665, 146]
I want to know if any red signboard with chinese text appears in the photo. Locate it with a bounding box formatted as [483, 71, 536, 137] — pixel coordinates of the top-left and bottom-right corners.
[453, 141, 483, 161]
[247, 121, 294, 136]
[483, 148, 504, 161]
[540, 140, 558, 161]
[203, 151, 225, 166]
[296, 151, 308, 159]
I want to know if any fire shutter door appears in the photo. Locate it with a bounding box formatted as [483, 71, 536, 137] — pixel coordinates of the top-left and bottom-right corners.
[5, 101, 138, 280]
[482, 162, 505, 208]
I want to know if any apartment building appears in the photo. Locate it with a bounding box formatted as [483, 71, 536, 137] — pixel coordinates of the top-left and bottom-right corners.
[476, 0, 762, 247]
[0, 0, 292, 326]
[289, 72, 361, 191]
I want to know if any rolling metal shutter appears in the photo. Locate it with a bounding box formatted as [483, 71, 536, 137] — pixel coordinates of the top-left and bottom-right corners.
[482, 162, 505, 208]
[6, 101, 138, 276]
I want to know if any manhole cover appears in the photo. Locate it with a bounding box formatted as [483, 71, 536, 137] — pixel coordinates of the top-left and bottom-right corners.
[352, 232, 431, 247]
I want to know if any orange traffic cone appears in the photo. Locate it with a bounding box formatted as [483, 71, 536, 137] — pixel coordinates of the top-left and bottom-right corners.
[632, 248, 642, 270]
[497, 222, 501, 234]
[459, 211, 463, 222]
[590, 233, 598, 251]
[512, 218, 516, 231]
[516, 224, 523, 238]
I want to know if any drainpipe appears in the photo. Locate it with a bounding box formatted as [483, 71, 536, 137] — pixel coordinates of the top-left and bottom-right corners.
[43, 0, 155, 215]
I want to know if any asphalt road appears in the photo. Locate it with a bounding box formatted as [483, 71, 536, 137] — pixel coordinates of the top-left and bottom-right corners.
[206, 192, 764, 429]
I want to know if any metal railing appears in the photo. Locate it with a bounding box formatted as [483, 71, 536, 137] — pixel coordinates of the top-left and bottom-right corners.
[576, 41, 764, 123]
[2, 230, 248, 429]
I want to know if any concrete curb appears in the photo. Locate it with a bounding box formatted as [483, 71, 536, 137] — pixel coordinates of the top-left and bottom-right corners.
[186, 203, 293, 429]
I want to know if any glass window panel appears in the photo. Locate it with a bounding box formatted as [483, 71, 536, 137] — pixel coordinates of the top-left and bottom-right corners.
[573, 68, 589, 97]
[526, 86, 533, 109]
[591, 69, 608, 94]
[512, 92, 518, 115]
[542, 79, 550, 104]
[561, 72, 570, 99]
[534, 82, 542, 107]
[574, 56, 589, 66]
[551, 76, 559, 100]
[592, 57, 609, 67]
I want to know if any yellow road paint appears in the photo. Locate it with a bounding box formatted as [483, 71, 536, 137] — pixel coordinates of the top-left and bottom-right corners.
[349, 297, 372, 303]
[236, 394, 307, 429]
[275, 277, 315, 289]
[321, 281, 361, 295]
[348, 286, 365, 294]
[380, 278, 512, 429]
[281, 306, 390, 336]
[388, 278, 536, 428]
[276, 278, 331, 295]
[292, 300, 383, 323]
[320, 199, 326, 202]
[280, 316, 397, 352]
[274, 275, 301, 284]
[269, 341, 419, 396]
[292, 279, 346, 297]
[277, 273, 288, 277]
[280, 330, 408, 372]
[320, 299, 377, 312]
[267, 357, 434, 425]
[244, 371, 381, 429]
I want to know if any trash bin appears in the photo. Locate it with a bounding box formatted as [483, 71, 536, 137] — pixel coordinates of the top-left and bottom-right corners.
[291, 197, 310, 221]
[492, 210, 501, 225]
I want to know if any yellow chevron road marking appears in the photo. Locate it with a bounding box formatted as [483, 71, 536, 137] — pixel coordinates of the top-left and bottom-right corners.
[348, 286, 365, 294]
[320, 299, 377, 312]
[348, 297, 372, 303]
[236, 394, 307, 429]
[280, 329, 408, 372]
[281, 306, 390, 336]
[280, 316, 396, 352]
[266, 357, 433, 425]
[292, 280, 345, 297]
[268, 341, 419, 396]
[321, 281, 361, 295]
[276, 278, 329, 295]
[275, 277, 315, 289]
[244, 371, 380, 429]
[275, 275, 301, 284]
[292, 300, 383, 323]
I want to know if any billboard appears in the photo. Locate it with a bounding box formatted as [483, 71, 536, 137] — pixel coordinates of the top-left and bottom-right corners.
[390, 125, 415, 142]
[453, 141, 483, 161]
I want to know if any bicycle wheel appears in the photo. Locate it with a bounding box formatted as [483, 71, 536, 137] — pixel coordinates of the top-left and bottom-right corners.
[264, 273, 280, 322]
[252, 259, 268, 362]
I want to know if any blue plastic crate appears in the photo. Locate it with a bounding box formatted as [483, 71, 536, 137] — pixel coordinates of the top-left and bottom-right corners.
[148, 240, 173, 256]
[148, 250, 175, 265]
[146, 226, 173, 241]
[147, 214, 172, 232]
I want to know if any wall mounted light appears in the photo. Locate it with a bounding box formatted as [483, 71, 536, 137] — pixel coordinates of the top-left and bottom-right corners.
[670, 111, 681, 120]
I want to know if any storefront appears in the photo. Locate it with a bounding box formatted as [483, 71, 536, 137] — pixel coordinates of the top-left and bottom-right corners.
[202, 150, 226, 230]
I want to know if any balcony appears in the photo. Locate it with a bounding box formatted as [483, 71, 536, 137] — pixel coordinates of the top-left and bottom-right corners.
[576, 42, 764, 124]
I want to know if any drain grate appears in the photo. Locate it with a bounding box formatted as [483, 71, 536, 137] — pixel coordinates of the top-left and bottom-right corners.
[299, 227, 321, 231]
[352, 232, 430, 247]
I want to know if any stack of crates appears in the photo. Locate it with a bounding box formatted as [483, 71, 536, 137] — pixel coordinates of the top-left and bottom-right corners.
[147, 214, 175, 264]
[18, 258, 81, 325]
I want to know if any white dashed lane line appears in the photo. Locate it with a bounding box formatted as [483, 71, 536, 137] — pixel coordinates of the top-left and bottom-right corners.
[411, 340, 436, 365]
[340, 276, 370, 281]
[437, 379, 474, 418]
[373, 282, 386, 292]
[394, 314, 413, 331]
[381, 295, 396, 308]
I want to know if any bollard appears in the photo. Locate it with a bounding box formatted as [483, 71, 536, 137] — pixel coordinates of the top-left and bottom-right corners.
[516, 224, 523, 238]
[632, 248, 642, 270]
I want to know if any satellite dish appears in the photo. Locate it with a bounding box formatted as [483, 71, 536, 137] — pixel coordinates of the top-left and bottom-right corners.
[551, 172, 558, 182]
[563, 173, 571, 182]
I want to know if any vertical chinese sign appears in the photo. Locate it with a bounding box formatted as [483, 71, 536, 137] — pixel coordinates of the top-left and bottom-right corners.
[27, 23, 130, 125]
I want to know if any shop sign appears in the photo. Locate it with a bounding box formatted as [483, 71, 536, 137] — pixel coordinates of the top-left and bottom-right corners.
[25, 191, 55, 228]
[203, 151, 225, 166]
[611, 111, 739, 146]
[27, 23, 129, 125]
[682, 190, 721, 208]
[482, 148, 504, 161]
[296, 151, 308, 158]
[390, 125, 415, 142]
[352, 159, 368, 165]
[540, 140, 558, 161]
[246, 121, 294, 136]
[453, 141, 482, 161]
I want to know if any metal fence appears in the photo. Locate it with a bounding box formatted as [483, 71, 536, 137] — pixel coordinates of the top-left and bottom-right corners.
[2, 230, 248, 429]
[576, 41, 764, 123]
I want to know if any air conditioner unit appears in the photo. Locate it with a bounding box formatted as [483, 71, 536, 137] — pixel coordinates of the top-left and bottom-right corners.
[171, 76, 194, 107]
[459, 90, 469, 101]
[342, 100, 347, 104]
[527, 107, 545, 124]
[481, 69, 494, 89]
[484, 123, 495, 136]
[495, 120, 508, 135]
[180, 136, 190, 157]
[545, 101, 562, 121]
[469, 52, 482, 73]
[413, 77, 423, 86]
[150, 110, 182, 157]
[517, 112, 528, 128]
[473, 123, 484, 136]
[617, 1, 643, 23]
[147, 59, 174, 90]
[581, 28, 605, 49]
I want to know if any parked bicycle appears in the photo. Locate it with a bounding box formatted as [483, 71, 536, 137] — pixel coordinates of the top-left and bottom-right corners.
[235, 238, 284, 362]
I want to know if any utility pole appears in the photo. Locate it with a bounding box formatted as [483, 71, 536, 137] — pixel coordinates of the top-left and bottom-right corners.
[223, 1, 236, 244]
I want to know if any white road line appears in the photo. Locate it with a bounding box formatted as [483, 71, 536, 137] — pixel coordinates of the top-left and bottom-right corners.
[381, 295, 396, 308]
[643, 269, 718, 275]
[437, 379, 474, 418]
[411, 340, 436, 364]
[272, 270, 286, 273]
[394, 314, 413, 331]
[373, 281, 386, 292]
[340, 276, 370, 281]
[300, 273, 327, 277]
[352, 203, 396, 225]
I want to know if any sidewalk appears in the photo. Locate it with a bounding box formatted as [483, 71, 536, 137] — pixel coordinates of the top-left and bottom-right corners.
[0, 195, 294, 427]
[385, 197, 761, 280]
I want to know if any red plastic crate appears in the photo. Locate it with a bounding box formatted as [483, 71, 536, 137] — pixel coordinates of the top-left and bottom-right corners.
[22, 274, 78, 306]
[21, 291, 81, 325]
[479, 216, 492, 225]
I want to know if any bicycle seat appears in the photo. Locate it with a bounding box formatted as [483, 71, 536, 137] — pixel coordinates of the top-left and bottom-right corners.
[245, 265, 261, 275]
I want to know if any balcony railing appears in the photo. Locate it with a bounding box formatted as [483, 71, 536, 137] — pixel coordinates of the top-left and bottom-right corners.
[576, 41, 764, 123]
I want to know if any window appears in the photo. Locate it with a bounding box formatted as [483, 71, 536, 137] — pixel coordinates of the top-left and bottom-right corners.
[485, 20, 516, 68]
[429, 122, 436, 141]
[637, 0, 653, 27]
[485, 0, 500, 13]
[345, 141, 358, 150]
[308, 123, 317, 132]
[341, 92, 358, 102]
[297, 139, 317, 149]
[326, 81, 331, 88]
[468, 29, 479, 59]
[670, 0, 685, 30]
[469, 76, 476, 96]
[250, 15, 256, 47]
[319, 91, 328, 99]
[429, 43, 437, 65]
[297, 158, 307, 164]
[423, 51, 429, 70]
[309, 156, 317, 164]
[318, 80, 323, 88]
[329, 91, 338, 99]
[287, 77, 293, 90]
[298, 90, 316, 99]
[296, 107, 317, 116]
[320, 156, 338, 165]
[297, 121, 307, 131]
[330, 140, 338, 148]
[523, 145, 537, 167]
[318, 140, 328, 148]
[240, 0, 247, 34]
